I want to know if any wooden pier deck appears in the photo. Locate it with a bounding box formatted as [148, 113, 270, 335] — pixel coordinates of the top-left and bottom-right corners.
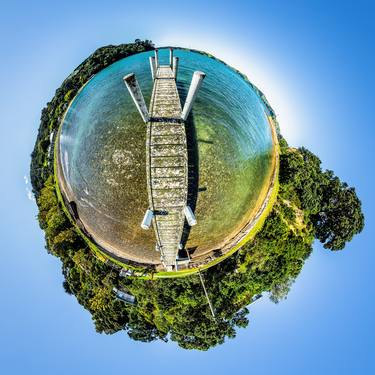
[147, 65, 188, 270]
[123, 52, 204, 271]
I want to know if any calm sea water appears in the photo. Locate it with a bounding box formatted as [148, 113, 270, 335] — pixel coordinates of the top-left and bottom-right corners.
[59, 48, 274, 263]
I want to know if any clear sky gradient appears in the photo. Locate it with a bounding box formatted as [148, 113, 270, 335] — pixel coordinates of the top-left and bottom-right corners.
[0, 1, 374, 374]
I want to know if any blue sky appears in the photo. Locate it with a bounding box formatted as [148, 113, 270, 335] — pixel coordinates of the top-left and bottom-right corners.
[0, 0, 374, 373]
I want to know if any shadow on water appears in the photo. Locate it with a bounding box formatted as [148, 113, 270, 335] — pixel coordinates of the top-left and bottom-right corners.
[177, 81, 202, 257]
[197, 138, 214, 145]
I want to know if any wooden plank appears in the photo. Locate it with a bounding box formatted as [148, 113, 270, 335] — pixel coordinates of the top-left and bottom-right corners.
[150, 156, 185, 168]
[146, 65, 188, 269]
[151, 177, 186, 189]
[150, 144, 185, 157]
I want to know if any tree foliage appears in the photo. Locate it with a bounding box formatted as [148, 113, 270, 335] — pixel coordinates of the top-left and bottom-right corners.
[30, 42, 364, 350]
[280, 147, 364, 250]
[313, 171, 364, 250]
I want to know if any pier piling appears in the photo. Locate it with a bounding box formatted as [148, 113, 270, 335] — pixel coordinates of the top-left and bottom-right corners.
[123, 73, 150, 123]
[181, 71, 206, 121]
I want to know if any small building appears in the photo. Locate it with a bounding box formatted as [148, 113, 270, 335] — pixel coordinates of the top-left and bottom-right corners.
[119, 269, 133, 277]
[113, 288, 136, 305]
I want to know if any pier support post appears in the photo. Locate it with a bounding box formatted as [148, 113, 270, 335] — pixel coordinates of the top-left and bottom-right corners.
[184, 206, 197, 226]
[172, 57, 179, 79]
[169, 48, 173, 67]
[141, 209, 154, 229]
[149, 56, 156, 80]
[123, 73, 150, 123]
[154, 49, 159, 68]
[181, 71, 206, 121]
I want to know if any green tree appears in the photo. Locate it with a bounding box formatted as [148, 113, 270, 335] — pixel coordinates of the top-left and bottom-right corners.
[313, 171, 364, 250]
[30, 42, 365, 351]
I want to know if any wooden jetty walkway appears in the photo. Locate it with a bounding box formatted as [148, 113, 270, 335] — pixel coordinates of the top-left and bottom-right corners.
[123, 48, 205, 271]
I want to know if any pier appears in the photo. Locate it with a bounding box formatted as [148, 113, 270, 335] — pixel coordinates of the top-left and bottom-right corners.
[124, 48, 205, 271]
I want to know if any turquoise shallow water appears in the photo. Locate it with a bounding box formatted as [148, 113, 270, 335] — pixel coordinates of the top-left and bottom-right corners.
[59, 48, 274, 263]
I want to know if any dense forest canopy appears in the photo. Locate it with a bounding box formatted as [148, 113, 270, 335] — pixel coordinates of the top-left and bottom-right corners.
[30, 40, 364, 351]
